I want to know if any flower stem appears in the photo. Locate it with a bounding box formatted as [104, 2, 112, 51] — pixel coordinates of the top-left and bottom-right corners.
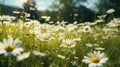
[7, 57, 11, 67]
[118, 26, 120, 39]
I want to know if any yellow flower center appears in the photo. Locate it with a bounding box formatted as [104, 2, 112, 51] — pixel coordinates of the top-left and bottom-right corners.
[43, 37, 48, 40]
[115, 21, 120, 25]
[90, 56, 100, 63]
[66, 43, 71, 46]
[4, 45, 15, 52]
[85, 28, 89, 31]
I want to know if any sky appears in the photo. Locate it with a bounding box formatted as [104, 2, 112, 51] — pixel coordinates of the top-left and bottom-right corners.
[80, 0, 99, 12]
[1, 0, 98, 11]
[3, 0, 54, 11]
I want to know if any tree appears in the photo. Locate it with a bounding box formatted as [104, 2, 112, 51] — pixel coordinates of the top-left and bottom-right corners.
[23, 0, 39, 20]
[96, 0, 120, 23]
[47, 0, 95, 23]
[0, 0, 5, 15]
[97, 0, 120, 13]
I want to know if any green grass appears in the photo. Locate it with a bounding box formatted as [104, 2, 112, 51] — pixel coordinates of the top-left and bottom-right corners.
[0, 17, 120, 67]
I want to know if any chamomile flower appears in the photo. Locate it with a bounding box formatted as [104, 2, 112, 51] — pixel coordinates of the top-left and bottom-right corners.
[39, 33, 52, 41]
[106, 8, 115, 14]
[82, 51, 108, 67]
[60, 39, 76, 48]
[73, 37, 81, 41]
[80, 25, 92, 33]
[86, 43, 93, 47]
[108, 18, 120, 27]
[13, 10, 20, 14]
[17, 52, 30, 61]
[67, 24, 77, 32]
[32, 50, 47, 57]
[0, 36, 23, 56]
[95, 47, 105, 51]
[68, 27, 75, 32]
[57, 54, 65, 59]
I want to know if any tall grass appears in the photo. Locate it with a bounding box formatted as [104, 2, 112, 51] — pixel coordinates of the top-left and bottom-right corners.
[0, 10, 120, 67]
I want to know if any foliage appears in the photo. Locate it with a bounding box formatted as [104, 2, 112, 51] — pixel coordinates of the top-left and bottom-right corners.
[43, 0, 96, 23]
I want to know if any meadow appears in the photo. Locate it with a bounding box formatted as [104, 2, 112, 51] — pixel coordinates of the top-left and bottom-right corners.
[0, 9, 120, 67]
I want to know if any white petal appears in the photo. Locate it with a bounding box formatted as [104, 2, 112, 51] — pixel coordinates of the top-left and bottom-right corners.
[70, 44, 75, 48]
[0, 43, 4, 49]
[99, 53, 105, 58]
[7, 37, 13, 45]
[17, 52, 30, 61]
[13, 38, 22, 46]
[88, 52, 93, 57]
[82, 59, 91, 64]
[13, 48, 24, 52]
[89, 63, 97, 67]
[0, 50, 6, 54]
[96, 63, 103, 67]
[12, 48, 24, 56]
[96, 51, 101, 56]
[84, 56, 90, 59]
[3, 38, 7, 45]
[100, 58, 108, 64]
[32, 50, 47, 56]
[12, 51, 20, 56]
[0, 42, 3, 45]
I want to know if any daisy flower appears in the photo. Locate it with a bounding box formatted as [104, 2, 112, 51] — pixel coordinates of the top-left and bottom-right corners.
[68, 27, 75, 32]
[80, 25, 92, 33]
[67, 25, 77, 32]
[85, 43, 93, 47]
[82, 51, 108, 67]
[13, 10, 20, 14]
[95, 47, 105, 51]
[32, 50, 47, 57]
[106, 8, 115, 14]
[17, 52, 30, 61]
[0, 36, 24, 56]
[57, 54, 65, 59]
[39, 33, 52, 41]
[107, 18, 120, 27]
[60, 39, 76, 48]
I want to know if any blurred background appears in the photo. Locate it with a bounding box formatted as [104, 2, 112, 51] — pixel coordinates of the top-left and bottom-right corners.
[0, 0, 120, 23]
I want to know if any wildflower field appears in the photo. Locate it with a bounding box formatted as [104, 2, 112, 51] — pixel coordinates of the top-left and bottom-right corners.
[0, 10, 120, 67]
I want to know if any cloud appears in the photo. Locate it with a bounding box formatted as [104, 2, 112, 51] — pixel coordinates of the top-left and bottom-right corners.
[80, 0, 99, 12]
[37, 6, 47, 11]
[36, 1, 49, 11]
[18, 0, 27, 8]
[5, 0, 54, 11]
[48, 2, 52, 5]
[37, 1, 45, 5]
[5, 0, 27, 8]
